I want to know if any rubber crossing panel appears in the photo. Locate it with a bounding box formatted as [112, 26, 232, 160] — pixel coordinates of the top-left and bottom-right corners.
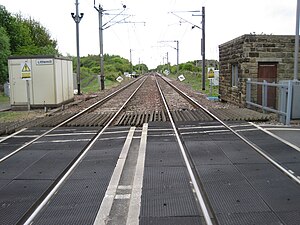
[140, 122, 204, 225]
[178, 121, 300, 225]
[33, 127, 129, 224]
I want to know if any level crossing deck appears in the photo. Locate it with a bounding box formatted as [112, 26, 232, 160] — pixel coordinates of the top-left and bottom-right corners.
[0, 122, 300, 224]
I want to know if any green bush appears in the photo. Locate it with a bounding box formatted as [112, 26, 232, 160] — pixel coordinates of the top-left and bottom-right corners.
[106, 72, 119, 81]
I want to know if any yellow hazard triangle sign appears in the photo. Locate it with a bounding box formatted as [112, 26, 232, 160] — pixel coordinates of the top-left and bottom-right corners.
[21, 62, 31, 79]
[22, 63, 31, 72]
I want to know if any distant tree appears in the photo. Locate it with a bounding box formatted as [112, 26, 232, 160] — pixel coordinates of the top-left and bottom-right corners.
[14, 44, 58, 55]
[81, 55, 99, 68]
[156, 64, 170, 73]
[105, 64, 117, 72]
[180, 62, 194, 71]
[0, 5, 60, 84]
[0, 26, 11, 83]
[111, 55, 131, 73]
[22, 17, 57, 48]
[14, 15, 58, 55]
[0, 6, 33, 54]
[0, 5, 58, 56]
[79, 54, 131, 74]
[91, 66, 100, 74]
[169, 65, 176, 74]
[133, 63, 148, 73]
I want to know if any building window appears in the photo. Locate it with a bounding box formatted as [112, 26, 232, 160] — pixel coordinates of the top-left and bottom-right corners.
[231, 64, 238, 87]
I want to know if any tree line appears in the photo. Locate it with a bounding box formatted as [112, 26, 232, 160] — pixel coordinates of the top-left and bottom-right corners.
[0, 5, 58, 84]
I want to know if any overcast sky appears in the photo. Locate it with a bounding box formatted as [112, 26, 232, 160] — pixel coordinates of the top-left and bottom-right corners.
[0, 0, 297, 68]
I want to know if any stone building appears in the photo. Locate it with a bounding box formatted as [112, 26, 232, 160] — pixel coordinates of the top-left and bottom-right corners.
[218, 34, 298, 107]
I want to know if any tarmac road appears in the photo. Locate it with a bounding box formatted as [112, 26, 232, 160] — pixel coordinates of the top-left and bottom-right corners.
[254, 123, 300, 149]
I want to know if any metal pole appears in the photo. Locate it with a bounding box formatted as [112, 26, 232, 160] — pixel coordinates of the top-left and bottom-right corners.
[262, 80, 267, 113]
[26, 80, 30, 111]
[209, 79, 212, 96]
[95, 2, 128, 90]
[94, 3, 105, 90]
[166, 52, 168, 65]
[294, 0, 300, 81]
[246, 79, 251, 108]
[139, 57, 141, 74]
[176, 40, 179, 74]
[99, 5, 105, 90]
[202, 6, 206, 90]
[75, 0, 80, 94]
[286, 80, 293, 125]
[71, 0, 84, 95]
[130, 49, 133, 74]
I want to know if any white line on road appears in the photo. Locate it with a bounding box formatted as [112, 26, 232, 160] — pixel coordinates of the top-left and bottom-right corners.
[249, 122, 300, 153]
[93, 127, 136, 225]
[126, 123, 148, 225]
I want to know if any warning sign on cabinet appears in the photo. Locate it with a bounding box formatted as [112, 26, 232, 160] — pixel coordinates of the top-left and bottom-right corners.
[21, 62, 31, 79]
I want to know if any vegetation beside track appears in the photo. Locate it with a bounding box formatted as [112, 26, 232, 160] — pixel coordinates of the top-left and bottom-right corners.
[0, 111, 42, 123]
[75, 54, 148, 94]
[156, 59, 219, 97]
[167, 72, 219, 97]
[0, 92, 9, 103]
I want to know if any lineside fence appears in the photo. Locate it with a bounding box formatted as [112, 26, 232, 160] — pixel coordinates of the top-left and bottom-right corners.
[246, 79, 299, 125]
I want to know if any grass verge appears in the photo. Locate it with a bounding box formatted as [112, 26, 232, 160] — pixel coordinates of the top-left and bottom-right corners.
[168, 72, 219, 97]
[81, 77, 129, 94]
[0, 92, 9, 103]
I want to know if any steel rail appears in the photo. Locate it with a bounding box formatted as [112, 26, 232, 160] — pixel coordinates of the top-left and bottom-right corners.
[23, 76, 148, 225]
[155, 76, 214, 225]
[158, 73, 300, 185]
[0, 128, 27, 143]
[0, 76, 145, 163]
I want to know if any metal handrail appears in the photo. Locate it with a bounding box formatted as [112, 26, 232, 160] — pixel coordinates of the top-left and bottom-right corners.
[246, 79, 293, 125]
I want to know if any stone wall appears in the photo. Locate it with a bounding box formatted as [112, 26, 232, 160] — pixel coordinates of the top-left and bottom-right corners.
[219, 34, 297, 106]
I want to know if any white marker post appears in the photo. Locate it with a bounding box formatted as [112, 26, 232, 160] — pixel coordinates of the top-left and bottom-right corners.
[207, 67, 215, 96]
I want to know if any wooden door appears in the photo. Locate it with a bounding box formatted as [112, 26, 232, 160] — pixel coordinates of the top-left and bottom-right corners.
[257, 62, 277, 108]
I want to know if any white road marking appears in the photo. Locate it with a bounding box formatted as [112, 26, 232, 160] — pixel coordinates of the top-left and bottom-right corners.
[126, 123, 148, 225]
[118, 185, 132, 190]
[93, 127, 136, 225]
[249, 122, 300, 153]
[115, 194, 131, 200]
[0, 128, 27, 143]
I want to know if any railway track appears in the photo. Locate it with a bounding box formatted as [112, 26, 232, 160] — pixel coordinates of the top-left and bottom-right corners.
[155, 74, 213, 224]
[0, 73, 299, 224]
[159, 73, 300, 184]
[8, 74, 268, 129]
[0, 75, 148, 224]
[152, 73, 300, 224]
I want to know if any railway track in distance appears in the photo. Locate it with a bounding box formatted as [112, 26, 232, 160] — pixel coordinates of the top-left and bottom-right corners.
[24, 73, 271, 128]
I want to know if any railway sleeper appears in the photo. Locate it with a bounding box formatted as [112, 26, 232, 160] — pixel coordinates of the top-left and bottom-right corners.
[29, 108, 272, 128]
